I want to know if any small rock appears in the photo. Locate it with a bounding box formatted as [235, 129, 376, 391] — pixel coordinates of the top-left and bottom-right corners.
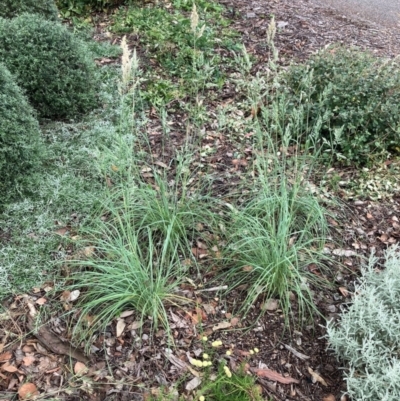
[262, 299, 279, 311]
[326, 305, 337, 313]
[277, 21, 289, 28]
[323, 395, 335, 401]
[246, 12, 256, 18]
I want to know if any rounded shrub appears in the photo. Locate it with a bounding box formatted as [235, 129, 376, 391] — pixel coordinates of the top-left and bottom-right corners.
[282, 46, 400, 165]
[0, 0, 59, 20]
[0, 63, 43, 205]
[0, 14, 98, 120]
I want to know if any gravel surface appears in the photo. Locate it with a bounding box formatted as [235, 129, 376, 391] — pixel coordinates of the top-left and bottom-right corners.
[312, 0, 400, 28]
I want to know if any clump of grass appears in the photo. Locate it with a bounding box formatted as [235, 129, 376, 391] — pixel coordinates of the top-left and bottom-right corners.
[218, 40, 333, 323]
[222, 153, 330, 322]
[67, 33, 223, 342]
[69, 214, 190, 342]
[68, 159, 223, 342]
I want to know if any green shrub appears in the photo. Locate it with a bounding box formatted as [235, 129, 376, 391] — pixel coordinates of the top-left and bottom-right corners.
[0, 0, 59, 20]
[56, 0, 128, 16]
[327, 246, 400, 401]
[0, 64, 43, 205]
[0, 14, 98, 119]
[282, 46, 400, 165]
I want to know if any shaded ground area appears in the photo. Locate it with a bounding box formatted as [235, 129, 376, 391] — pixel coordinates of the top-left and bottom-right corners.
[221, 0, 400, 67]
[312, 0, 400, 29]
[1, 0, 400, 400]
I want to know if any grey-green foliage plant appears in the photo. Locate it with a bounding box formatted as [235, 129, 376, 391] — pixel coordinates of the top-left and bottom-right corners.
[0, 0, 59, 20]
[281, 45, 400, 165]
[327, 245, 400, 401]
[0, 63, 43, 206]
[219, 57, 332, 323]
[0, 14, 98, 119]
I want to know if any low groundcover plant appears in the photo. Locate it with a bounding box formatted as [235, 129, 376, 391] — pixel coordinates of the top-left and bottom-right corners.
[281, 45, 400, 165]
[327, 245, 400, 401]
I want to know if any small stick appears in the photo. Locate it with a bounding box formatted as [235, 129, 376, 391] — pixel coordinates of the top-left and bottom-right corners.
[196, 285, 228, 292]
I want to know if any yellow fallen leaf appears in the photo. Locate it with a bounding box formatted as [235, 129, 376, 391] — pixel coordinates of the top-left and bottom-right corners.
[212, 321, 231, 331]
[308, 367, 328, 386]
[116, 319, 126, 338]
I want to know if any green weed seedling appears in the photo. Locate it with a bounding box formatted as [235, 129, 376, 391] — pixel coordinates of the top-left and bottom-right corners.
[191, 338, 263, 401]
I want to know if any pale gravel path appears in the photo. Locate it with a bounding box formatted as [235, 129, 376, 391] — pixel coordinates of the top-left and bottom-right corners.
[312, 0, 400, 28]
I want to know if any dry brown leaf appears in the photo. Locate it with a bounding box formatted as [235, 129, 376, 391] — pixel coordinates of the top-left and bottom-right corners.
[22, 355, 36, 367]
[129, 321, 143, 330]
[230, 317, 240, 327]
[252, 367, 299, 384]
[26, 318, 89, 364]
[74, 361, 88, 376]
[196, 241, 208, 250]
[338, 287, 350, 297]
[0, 351, 12, 362]
[55, 227, 69, 236]
[120, 310, 134, 318]
[18, 383, 39, 399]
[60, 290, 71, 302]
[185, 376, 202, 391]
[212, 321, 231, 331]
[308, 367, 328, 386]
[22, 345, 35, 353]
[202, 303, 215, 315]
[35, 297, 47, 306]
[2, 364, 19, 373]
[83, 246, 95, 257]
[191, 247, 208, 259]
[154, 161, 170, 169]
[25, 299, 37, 318]
[116, 319, 126, 338]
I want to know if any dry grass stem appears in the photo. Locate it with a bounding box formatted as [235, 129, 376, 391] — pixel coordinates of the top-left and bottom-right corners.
[120, 35, 132, 90]
[267, 16, 276, 46]
[191, 3, 199, 32]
